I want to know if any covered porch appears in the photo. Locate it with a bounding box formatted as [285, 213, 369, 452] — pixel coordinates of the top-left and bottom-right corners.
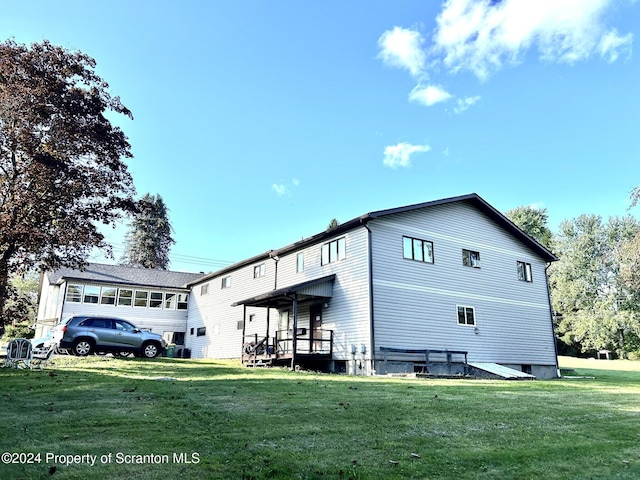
[232, 274, 336, 369]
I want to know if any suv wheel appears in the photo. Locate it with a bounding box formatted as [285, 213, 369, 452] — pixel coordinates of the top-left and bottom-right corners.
[73, 339, 94, 356]
[142, 342, 160, 359]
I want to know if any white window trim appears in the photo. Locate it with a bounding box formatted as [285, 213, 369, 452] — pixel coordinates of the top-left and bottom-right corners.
[456, 305, 476, 326]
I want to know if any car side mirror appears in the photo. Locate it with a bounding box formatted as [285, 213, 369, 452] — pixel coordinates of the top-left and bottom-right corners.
[133, 328, 140, 333]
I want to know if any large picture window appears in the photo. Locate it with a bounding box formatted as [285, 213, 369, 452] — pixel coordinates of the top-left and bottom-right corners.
[402, 236, 434, 263]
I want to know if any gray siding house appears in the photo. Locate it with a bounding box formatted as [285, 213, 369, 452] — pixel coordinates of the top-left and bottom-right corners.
[184, 194, 559, 379]
[37, 264, 203, 347]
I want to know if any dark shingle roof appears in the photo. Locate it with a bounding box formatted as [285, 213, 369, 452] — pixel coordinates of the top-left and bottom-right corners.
[48, 263, 205, 289]
[188, 193, 557, 286]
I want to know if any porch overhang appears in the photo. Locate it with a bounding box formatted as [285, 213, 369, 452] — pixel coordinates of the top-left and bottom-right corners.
[232, 274, 336, 309]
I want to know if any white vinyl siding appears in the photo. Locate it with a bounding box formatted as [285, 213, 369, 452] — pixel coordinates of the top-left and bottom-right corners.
[370, 201, 556, 367]
[56, 281, 191, 335]
[186, 227, 370, 362]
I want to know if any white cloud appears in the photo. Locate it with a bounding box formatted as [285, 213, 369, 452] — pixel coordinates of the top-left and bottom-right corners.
[272, 184, 288, 196]
[453, 95, 481, 114]
[292, 178, 300, 187]
[442, 147, 450, 157]
[383, 142, 431, 169]
[432, 0, 633, 80]
[377, 26, 426, 77]
[408, 84, 452, 106]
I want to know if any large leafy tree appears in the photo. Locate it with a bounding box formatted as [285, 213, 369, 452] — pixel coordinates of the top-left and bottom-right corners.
[505, 205, 552, 248]
[120, 193, 175, 269]
[0, 40, 136, 327]
[549, 215, 640, 357]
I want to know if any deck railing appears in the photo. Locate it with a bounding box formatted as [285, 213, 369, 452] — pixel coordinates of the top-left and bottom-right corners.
[242, 329, 333, 360]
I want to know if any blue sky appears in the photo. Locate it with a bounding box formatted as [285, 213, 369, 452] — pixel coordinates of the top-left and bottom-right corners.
[2, 0, 639, 272]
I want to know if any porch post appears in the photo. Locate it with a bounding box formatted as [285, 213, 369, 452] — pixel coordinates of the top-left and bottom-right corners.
[291, 293, 298, 371]
[266, 300, 270, 353]
[241, 304, 247, 364]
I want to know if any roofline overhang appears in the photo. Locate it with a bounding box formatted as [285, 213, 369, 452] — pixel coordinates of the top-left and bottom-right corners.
[231, 274, 336, 308]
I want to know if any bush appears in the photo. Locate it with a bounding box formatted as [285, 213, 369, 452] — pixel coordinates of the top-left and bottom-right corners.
[1, 322, 35, 340]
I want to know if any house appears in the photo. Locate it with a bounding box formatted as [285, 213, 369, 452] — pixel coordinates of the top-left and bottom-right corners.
[37, 263, 203, 349]
[36, 194, 559, 378]
[183, 193, 559, 379]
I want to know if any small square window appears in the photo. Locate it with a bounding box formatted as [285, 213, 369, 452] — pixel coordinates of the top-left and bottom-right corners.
[196, 327, 206, 337]
[200, 283, 209, 295]
[457, 306, 476, 326]
[462, 249, 481, 268]
[221, 276, 232, 289]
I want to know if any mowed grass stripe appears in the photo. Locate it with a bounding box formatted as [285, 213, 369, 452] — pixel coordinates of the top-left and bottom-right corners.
[1, 356, 639, 479]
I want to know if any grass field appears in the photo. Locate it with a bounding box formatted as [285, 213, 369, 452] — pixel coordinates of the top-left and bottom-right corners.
[1, 355, 639, 480]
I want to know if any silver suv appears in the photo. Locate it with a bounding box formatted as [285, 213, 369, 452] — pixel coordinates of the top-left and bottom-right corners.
[57, 316, 166, 358]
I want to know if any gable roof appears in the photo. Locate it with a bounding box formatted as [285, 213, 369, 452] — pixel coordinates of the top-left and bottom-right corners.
[189, 193, 557, 286]
[48, 263, 205, 290]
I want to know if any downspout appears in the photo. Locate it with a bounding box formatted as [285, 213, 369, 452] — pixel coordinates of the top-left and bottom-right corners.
[545, 262, 560, 378]
[362, 219, 375, 375]
[241, 304, 247, 364]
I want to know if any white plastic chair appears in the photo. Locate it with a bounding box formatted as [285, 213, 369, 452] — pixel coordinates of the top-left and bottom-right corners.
[2, 338, 33, 369]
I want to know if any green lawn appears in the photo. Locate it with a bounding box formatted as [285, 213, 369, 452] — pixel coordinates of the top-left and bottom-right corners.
[1, 355, 639, 480]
